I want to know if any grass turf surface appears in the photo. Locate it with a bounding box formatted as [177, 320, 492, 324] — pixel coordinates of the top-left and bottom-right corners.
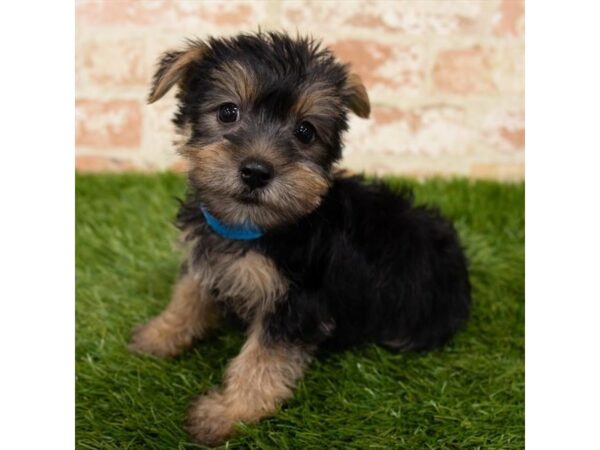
[76, 173, 524, 449]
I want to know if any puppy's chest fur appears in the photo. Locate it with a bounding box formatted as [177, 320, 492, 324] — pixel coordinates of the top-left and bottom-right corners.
[181, 225, 288, 322]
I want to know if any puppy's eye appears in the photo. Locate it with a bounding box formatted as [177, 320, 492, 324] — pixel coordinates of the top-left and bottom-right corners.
[294, 121, 316, 144]
[218, 103, 240, 123]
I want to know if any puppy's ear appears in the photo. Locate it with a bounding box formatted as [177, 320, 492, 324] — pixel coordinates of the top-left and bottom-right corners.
[343, 72, 370, 119]
[148, 42, 206, 104]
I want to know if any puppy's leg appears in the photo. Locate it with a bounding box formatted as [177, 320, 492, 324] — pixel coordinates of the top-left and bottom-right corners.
[186, 324, 311, 445]
[129, 272, 218, 357]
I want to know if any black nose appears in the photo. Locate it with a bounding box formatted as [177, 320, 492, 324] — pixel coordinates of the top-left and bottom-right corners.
[239, 158, 274, 190]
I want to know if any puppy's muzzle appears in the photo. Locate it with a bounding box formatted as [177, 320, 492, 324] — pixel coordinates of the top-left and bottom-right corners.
[239, 158, 274, 190]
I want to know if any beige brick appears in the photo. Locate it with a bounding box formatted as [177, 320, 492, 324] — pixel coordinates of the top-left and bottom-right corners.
[345, 104, 477, 157]
[328, 39, 426, 99]
[433, 46, 496, 95]
[74, 0, 524, 179]
[433, 44, 523, 96]
[281, 0, 487, 36]
[76, 34, 149, 90]
[481, 107, 525, 152]
[76, 0, 266, 28]
[76, 99, 142, 149]
[494, 0, 525, 37]
[76, 0, 174, 26]
[493, 44, 525, 95]
[142, 94, 182, 168]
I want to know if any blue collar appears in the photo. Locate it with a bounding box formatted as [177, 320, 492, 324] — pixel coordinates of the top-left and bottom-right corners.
[200, 206, 264, 241]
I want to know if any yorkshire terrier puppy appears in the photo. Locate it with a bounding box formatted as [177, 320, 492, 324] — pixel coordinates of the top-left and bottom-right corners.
[129, 32, 471, 445]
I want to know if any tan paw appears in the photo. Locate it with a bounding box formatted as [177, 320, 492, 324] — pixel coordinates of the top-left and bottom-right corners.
[185, 391, 238, 446]
[128, 317, 191, 358]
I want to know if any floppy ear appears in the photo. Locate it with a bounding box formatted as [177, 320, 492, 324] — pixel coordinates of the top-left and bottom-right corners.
[148, 43, 206, 104]
[343, 72, 370, 118]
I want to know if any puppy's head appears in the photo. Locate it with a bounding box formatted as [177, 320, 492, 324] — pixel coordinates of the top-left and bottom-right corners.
[149, 32, 370, 229]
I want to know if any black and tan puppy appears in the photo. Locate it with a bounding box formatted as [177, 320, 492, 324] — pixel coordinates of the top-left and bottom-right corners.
[129, 32, 471, 445]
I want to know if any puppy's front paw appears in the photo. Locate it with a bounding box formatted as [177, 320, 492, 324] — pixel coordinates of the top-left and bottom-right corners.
[128, 317, 190, 357]
[185, 391, 237, 446]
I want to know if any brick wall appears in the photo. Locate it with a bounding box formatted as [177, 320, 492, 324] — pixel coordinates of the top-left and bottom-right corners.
[75, 0, 524, 180]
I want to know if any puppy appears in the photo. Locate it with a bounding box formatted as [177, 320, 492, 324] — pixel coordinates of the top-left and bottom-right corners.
[129, 32, 471, 445]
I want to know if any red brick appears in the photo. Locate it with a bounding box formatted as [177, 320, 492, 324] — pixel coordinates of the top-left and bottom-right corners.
[494, 0, 525, 36]
[500, 128, 525, 149]
[482, 107, 525, 152]
[328, 39, 426, 99]
[76, 0, 264, 27]
[281, 0, 486, 36]
[346, 104, 476, 157]
[74, 0, 524, 179]
[76, 35, 148, 89]
[433, 46, 496, 95]
[143, 94, 182, 164]
[372, 107, 422, 132]
[76, 99, 142, 149]
[76, 0, 171, 26]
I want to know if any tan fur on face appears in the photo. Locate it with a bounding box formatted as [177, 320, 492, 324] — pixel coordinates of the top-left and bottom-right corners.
[186, 323, 312, 445]
[183, 140, 330, 229]
[204, 160, 330, 229]
[129, 272, 219, 357]
[291, 83, 346, 153]
[266, 161, 331, 217]
[212, 61, 259, 106]
[292, 82, 341, 120]
[183, 142, 239, 195]
[292, 73, 370, 125]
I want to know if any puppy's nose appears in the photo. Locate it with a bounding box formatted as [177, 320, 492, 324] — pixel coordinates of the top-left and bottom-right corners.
[239, 158, 274, 190]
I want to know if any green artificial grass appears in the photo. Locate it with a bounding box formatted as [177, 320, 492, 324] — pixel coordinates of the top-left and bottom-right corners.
[76, 173, 524, 449]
